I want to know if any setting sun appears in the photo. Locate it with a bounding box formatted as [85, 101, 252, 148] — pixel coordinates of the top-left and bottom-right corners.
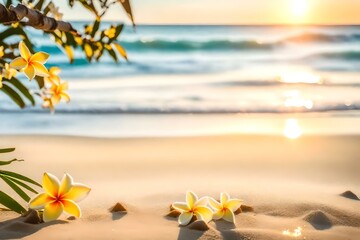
[290, 0, 309, 17]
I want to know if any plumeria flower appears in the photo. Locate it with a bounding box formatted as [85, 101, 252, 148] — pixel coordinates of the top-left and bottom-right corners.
[11, 22, 20, 28]
[0, 46, 4, 58]
[44, 67, 61, 84]
[85, 24, 93, 35]
[42, 96, 55, 113]
[49, 81, 70, 104]
[2, 63, 17, 79]
[172, 191, 213, 226]
[208, 192, 242, 223]
[29, 173, 91, 222]
[48, 2, 63, 20]
[0, 63, 16, 88]
[104, 27, 116, 39]
[74, 36, 83, 45]
[10, 41, 49, 80]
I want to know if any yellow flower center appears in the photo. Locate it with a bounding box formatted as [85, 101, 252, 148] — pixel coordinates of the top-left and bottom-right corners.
[53, 86, 62, 95]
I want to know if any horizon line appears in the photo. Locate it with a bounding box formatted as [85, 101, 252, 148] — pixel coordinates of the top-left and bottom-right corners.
[66, 21, 360, 27]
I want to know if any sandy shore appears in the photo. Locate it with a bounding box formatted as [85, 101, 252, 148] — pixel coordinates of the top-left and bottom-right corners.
[0, 135, 359, 239]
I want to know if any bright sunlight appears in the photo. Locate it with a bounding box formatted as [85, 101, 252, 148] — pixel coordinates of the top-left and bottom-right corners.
[290, 0, 309, 17]
[284, 118, 302, 139]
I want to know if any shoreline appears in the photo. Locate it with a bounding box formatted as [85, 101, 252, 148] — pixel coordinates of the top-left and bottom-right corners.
[1, 113, 360, 138]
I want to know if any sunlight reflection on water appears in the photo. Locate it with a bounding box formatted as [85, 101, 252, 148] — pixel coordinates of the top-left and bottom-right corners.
[284, 90, 313, 109]
[284, 118, 302, 139]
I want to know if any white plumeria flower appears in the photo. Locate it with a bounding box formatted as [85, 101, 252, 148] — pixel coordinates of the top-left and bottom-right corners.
[172, 191, 213, 226]
[208, 192, 242, 223]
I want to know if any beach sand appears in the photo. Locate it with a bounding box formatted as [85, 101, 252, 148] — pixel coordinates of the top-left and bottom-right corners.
[0, 135, 359, 239]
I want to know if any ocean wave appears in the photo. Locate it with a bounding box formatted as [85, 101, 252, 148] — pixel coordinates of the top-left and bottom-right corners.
[305, 51, 360, 61]
[119, 39, 280, 51]
[36, 40, 279, 53]
[210, 80, 360, 87]
[34, 32, 360, 56]
[285, 32, 360, 43]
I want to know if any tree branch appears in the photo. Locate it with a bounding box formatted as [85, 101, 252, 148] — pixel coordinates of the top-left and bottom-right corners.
[0, 3, 78, 34]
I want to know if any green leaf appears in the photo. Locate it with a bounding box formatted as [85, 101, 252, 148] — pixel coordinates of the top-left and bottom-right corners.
[0, 191, 26, 214]
[0, 170, 41, 187]
[0, 175, 30, 202]
[0, 28, 34, 52]
[0, 159, 23, 166]
[5, 0, 12, 8]
[69, 0, 75, 7]
[0, 27, 22, 40]
[1, 84, 26, 108]
[105, 45, 118, 63]
[64, 32, 77, 47]
[0, 148, 15, 153]
[91, 17, 100, 38]
[95, 43, 105, 61]
[118, 0, 135, 27]
[3, 77, 35, 106]
[2, 176, 38, 194]
[34, 0, 46, 10]
[113, 24, 124, 41]
[34, 76, 45, 89]
[78, 0, 98, 15]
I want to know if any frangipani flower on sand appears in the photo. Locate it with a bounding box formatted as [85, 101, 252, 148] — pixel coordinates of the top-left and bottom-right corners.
[10, 41, 49, 80]
[29, 173, 91, 222]
[209, 192, 242, 223]
[172, 191, 213, 226]
[49, 81, 70, 104]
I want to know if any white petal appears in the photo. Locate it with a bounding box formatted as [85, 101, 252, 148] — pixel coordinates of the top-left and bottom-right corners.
[178, 212, 193, 226]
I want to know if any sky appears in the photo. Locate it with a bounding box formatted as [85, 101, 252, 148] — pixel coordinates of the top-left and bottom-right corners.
[60, 0, 360, 25]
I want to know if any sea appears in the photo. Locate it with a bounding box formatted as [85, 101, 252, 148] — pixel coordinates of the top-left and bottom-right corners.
[1, 24, 360, 137]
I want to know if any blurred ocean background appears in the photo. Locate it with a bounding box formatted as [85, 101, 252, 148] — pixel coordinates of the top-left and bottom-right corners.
[1, 24, 360, 136]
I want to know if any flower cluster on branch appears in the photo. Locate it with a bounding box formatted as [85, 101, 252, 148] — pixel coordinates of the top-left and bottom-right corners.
[0, 0, 134, 111]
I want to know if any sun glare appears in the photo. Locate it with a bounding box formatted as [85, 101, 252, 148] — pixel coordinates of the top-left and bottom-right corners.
[290, 0, 309, 17]
[284, 90, 313, 110]
[284, 119, 302, 139]
[279, 71, 322, 84]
